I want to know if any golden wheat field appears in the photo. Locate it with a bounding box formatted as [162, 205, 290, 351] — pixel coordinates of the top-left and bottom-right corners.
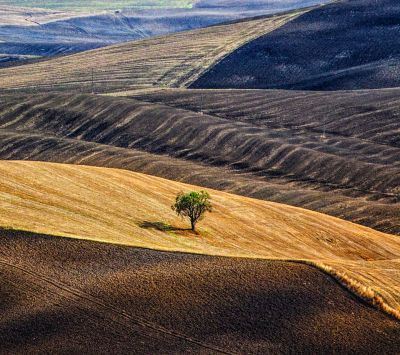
[0, 160, 398, 319]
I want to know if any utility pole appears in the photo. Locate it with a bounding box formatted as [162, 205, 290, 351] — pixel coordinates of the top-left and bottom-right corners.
[199, 91, 203, 115]
[91, 68, 94, 94]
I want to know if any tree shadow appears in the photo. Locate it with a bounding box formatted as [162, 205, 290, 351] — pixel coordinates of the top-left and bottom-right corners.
[138, 221, 192, 233]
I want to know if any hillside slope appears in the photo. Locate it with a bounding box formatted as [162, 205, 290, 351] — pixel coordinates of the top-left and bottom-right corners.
[0, 1, 195, 11]
[0, 10, 305, 92]
[0, 8, 260, 66]
[0, 5, 81, 25]
[1, 229, 399, 354]
[0, 160, 399, 318]
[192, 0, 400, 90]
[0, 91, 398, 235]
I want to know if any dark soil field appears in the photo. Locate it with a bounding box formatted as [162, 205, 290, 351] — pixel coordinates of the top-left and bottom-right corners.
[0, 90, 398, 235]
[192, 0, 400, 90]
[1, 229, 399, 354]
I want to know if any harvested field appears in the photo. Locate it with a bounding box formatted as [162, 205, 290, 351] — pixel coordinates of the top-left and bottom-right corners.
[0, 6, 263, 68]
[0, 10, 305, 92]
[0, 92, 398, 234]
[0, 1, 195, 11]
[0, 160, 399, 319]
[1, 229, 399, 354]
[0, 5, 82, 26]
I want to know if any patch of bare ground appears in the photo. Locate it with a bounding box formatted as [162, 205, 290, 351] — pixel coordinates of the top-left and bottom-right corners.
[0, 229, 399, 354]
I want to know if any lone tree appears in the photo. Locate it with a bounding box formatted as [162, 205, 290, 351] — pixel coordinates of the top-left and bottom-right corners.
[172, 191, 212, 231]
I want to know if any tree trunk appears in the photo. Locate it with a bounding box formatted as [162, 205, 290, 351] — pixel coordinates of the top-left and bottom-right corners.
[191, 219, 196, 231]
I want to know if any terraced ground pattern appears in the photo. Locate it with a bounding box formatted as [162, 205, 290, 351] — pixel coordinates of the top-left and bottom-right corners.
[0, 90, 398, 235]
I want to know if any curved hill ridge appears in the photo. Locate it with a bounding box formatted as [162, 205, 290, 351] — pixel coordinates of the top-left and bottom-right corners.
[0, 91, 398, 234]
[1, 229, 399, 353]
[0, 128, 398, 236]
[192, 0, 400, 90]
[0, 160, 399, 319]
[0, 10, 305, 92]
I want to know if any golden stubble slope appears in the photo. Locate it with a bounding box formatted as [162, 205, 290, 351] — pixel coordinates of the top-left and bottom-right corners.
[0, 160, 399, 318]
[0, 11, 304, 92]
[0, 6, 83, 26]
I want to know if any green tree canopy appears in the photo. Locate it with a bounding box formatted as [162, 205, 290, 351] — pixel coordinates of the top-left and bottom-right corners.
[172, 191, 212, 231]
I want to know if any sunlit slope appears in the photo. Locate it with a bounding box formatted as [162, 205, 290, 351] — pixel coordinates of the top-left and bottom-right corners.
[0, 92, 398, 235]
[0, 160, 399, 317]
[0, 11, 304, 92]
[0, 6, 82, 26]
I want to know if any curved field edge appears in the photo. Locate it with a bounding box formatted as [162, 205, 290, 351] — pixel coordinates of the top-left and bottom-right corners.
[1, 225, 398, 321]
[0, 9, 309, 93]
[0, 92, 398, 234]
[308, 261, 400, 321]
[182, 4, 325, 88]
[0, 160, 399, 320]
[179, 8, 311, 88]
[2, 229, 399, 353]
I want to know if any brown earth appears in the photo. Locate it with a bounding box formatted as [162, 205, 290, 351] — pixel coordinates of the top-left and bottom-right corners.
[1, 229, 399, 354]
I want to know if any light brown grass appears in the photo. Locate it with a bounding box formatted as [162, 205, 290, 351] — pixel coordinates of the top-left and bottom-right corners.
[0, 11, 305, 92]
[0, 5, 84, 26]
[0, 160, 399, 319]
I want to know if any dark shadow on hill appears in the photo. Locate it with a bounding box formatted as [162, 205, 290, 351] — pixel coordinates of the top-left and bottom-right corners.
[138, 221, 203, 236]
[191, 0, 400, 90]
[138, 221, 190, 232]
[1, 229, 399, 353]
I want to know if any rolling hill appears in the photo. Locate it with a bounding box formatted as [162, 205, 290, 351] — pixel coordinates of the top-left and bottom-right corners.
[0, 0, 322, 12]
[0, 1, 399, 350]
[0, 91, 398, 236]
[4, 0, 400, 91]
[0, 160, 399, 320]
[0, 1, 195, 11]
[192, 0, 400, 90]
[0, 5, 82, 26]
[0, 9, 307, 92]
[1, 229, 399, 353]
[0, 7, 262, 66]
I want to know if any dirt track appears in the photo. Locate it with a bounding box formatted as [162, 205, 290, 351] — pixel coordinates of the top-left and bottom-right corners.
[1, 229, 399, 354]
